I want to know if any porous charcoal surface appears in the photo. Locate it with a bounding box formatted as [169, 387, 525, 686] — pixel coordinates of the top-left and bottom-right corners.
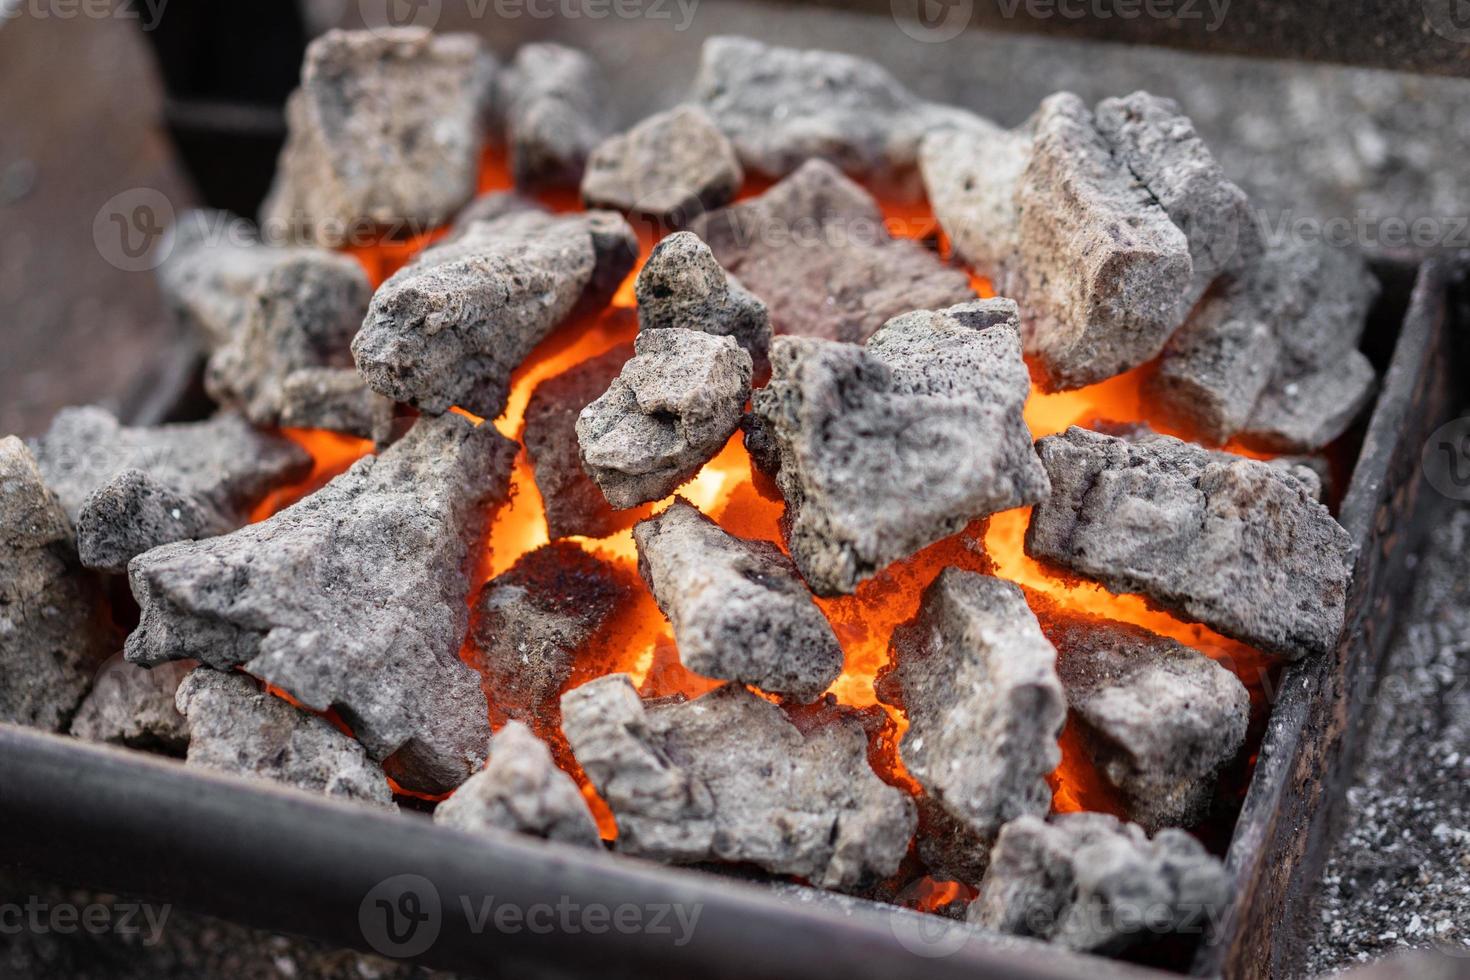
[581, 105, 742, 226]
[0, 437, 117, 730]
[125, 413, 516, 795]
[275, 367, 398, 446]
[353, 209, 636, 419]
[1027, 426, 1356, 660]
[919, 122, 1031, 292]
[433, 720, 601, 847]
[576, 328, 751, 509]
[632, 499, 842, 700]
[561, 675, 915, 890]
[752, 299, 1048, 595]
[261, 28, 494, 245]
[969, 812, 1231, 954]
[634, 231, 770, 374]
[70, 654, 192, 754]
[496, 43, 608, 191]
[175, 669, 392, 807]
[690, 159, 974, 344]
[876, 570, 1064, 881]
[30, 406, 311, 573]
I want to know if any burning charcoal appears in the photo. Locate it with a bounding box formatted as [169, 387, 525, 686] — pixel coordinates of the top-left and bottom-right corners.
[576, 329, 752, 509]
[968, 812, 1230, 954]
[634, 231, 771, 374]
[1026, 426, 1357, 660]
[449, 191, 543, 239]
[876, 571, 1065, 880]
[690, 159, 973, 343]
[30, 407, 311, 574]
[1241, 354, 1377, 453]
[433, 721, 601, 847]
[126, 413, 517, 794]
[1045, 610, 1249, 831]
[277, 368, 398, 446]
[0, 438, 118, 731]
[496, 43, 608, 191]
[175, 668, 393, 807]
[561, 676, 915, 890]
[470, 542, 631, 726]
[752, 300, 1048, 595]
[523, 344, 633, 540]
[919, 123, 1031, 292]
[261, 29, 495, 245]
[353, 209, 637, 419]
[632, 499, 842, 700]
[581, 105, 743, 226]
[70, 655, 192, 754]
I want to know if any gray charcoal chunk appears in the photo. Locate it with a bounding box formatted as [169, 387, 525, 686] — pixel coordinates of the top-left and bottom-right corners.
[261, 29, 495, 245]
[561, 675, 915, 890]
[576, 329, 752, 509]
[0, 438, 118, 731]
[470, 541, 631, 726]
[433, 720, 600, 847]
[125, 413, 517, 795]
[919, 123, 1032, 293]
[277, 367, 399, 445]
[752, 300, 1048, 595]
[690, 159, 974, 344]
[581, 105, 743, 226]
[1241, 353, 1377, 453]
[449, 191, 543, 240]
[634, 231, 771, 374]
[632, 499, 842, 700]
[69, 654, 193, 754]
[968, 812, 1231, 954]
[353, 209, 636, 419]
[496, 43, 608, 191]
[1045, 610, 1249, 832]
[31, 407, 311, 574]
[175, 668, 393, 807]
[1026, 426, 1357, 660]
[876, 570, 1065, 881]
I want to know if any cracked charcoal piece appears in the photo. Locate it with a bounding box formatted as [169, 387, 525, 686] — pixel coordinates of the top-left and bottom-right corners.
[0, 438, 118, 731]
[175, 669, 393, 807]
[125, 413, 517, 795]
[277, 368, 399, 446]
[30, 407, 311, 574]
[576, 329, 751, 509]
[353, 209, 637, 419]
[632, 499, 842, 700]
[433, 721, 601, 847]
[969, 812, 1231, 954]
[496, 43, 608, 191]
[918, 123, 1032, 294]
[876, 570, 1064, 880]
[1043, 607, 1250, 832]
[581, 105, 743, 227]
[70, 654, 192, 754]
[689, 159, 974, 344]
[634, 231, 771, 375]
[470, 541, 631, 727]
[1026, 426, 1356, 660]
[752, 299, 1048, 595]
[561, 675, 915, 890]
[261, 29, 495, 245]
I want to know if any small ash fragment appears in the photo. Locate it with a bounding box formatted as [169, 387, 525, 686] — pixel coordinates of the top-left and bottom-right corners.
[126, 413, 516, 795]
[634, 231, 771, 374]
[70, 654, 192, 755]
[175, 668, 393, 808]
[496, 43, 608, 191]
[632, 499, 842, 700]
[582, 105, 742, 227]
[577, 328, 751, 509]
[433, 720, 601, 847]
[30, 407, 311, 574]
[561, 675, 915, 890]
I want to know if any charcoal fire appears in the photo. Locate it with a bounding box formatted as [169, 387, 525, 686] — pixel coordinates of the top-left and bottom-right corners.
[581, 106, 744, 226]
[495, 42, 609, 191]
[634, 231, 771, 375]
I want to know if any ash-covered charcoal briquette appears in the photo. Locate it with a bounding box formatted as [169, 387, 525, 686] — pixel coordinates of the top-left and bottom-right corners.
[561, 675, 915, 891]
[581, 106, 743, 227]
[1026, 426, 1357, 660]
[433, 721, 601, 848]
[30, 407, 311, 574]
[70, 654, 193, 754]
[261, 29, 495, 245]
[125, 413, 517, 795]
[632, 499, 843, 701]
[175, 668, 393, 808]
[496, 43, 609, 191]
[353, 209, 637, 419]
[752, 299, 1048, 595]
[919, 122, 1032, 293]
[690, 159, 974, 344]
[634, 232, 771, 374]
[577, 329, 752, 509]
